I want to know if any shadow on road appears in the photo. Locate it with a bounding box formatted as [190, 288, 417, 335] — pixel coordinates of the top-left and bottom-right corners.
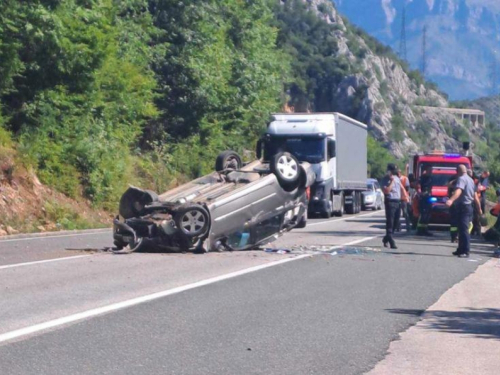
[387, 308, 500, 340]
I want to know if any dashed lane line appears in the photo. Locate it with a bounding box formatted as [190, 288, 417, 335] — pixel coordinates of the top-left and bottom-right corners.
[0, 255, 92, 270]
[0, 236, 377, 344]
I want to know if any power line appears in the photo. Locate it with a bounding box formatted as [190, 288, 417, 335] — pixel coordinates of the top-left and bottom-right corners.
[399, 5, 407, 61]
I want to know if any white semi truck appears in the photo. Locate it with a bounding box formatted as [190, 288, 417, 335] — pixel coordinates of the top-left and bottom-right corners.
[258, 113, 368, 218]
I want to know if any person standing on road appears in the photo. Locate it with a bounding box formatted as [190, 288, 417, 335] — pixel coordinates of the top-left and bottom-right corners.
[417, 165, 434, 236]
[382, 164, 402, 249]
[395, 169, 410, 232]
[446, 165, 482, 258]
[469, 170, 482, 237]
[478, 170, 490, 214]
[448, 174, 459, 243]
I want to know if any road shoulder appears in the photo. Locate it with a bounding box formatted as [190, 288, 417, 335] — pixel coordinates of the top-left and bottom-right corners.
[368, 257, 500, 375]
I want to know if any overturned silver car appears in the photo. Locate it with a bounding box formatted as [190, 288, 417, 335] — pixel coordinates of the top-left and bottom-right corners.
[113, 151, 315, 253]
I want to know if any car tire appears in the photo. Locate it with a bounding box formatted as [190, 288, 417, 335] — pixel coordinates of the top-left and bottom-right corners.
[119, 187, 159, 219]
[270, 152, 301, 191]
[215, 151, 242, 172]
[174, 205, 210, 239]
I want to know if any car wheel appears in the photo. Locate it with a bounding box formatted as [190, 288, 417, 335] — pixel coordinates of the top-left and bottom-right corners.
[270, 152, 300, 191]
[119, 187, 159, 219]
[174, 205, 210, 238]
[215, 151, 242, 172]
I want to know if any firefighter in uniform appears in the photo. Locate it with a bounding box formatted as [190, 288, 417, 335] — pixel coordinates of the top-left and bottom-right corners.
[448, 174, 459, 243]
[446, 165, 482, 258]
[417, 165, 434, 236]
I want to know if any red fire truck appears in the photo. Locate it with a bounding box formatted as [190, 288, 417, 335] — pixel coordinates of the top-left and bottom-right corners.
[408, 148, 473, 227]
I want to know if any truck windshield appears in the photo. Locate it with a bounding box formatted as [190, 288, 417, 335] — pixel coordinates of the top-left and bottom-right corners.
[430, 174, 456, 186]
[264, 137, 325, 163]
[418, 162, 470, 176]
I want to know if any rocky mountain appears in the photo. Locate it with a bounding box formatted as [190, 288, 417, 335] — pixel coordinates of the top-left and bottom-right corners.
[300, 0, 483, 161]
[333, 0, 500, 100]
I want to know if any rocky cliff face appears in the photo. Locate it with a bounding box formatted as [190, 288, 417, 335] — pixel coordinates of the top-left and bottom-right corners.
[301, 0, 479, 161]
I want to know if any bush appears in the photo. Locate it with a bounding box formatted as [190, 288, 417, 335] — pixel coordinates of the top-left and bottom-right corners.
[389, 113, 406, 143]
[367, 136, 403, 179]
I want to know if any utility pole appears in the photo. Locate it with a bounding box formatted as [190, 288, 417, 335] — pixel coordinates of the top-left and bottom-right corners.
[399, 5, 407, 61]
[421, 25, 427, 77]
[490, 54, 498, 96]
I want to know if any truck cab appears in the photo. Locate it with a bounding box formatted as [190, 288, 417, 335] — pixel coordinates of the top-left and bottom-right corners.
[259, 113, 368, 218]
[409, 151, 473, 225]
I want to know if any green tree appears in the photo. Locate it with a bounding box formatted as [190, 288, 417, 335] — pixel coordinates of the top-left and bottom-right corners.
[1, 0, 158, 207]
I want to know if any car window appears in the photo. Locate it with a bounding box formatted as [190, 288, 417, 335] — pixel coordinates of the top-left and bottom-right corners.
[254, 215, 282, 243]
[226, 230, 252, 250]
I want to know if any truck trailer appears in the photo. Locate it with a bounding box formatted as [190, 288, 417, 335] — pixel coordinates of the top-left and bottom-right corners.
[258, 113, 368, 218]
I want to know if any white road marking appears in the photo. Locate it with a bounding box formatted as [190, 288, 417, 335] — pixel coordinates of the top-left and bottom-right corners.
[0, 255, 92, 270]
[0, 234, 379, 344]
[335, 236, 378, 247]
[0, 231, 109, 244]
[303, 211, 379, 228]
[0, 254, 312, 344]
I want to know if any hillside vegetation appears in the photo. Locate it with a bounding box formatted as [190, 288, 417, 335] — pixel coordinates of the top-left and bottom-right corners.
[0, 0, 493, 228]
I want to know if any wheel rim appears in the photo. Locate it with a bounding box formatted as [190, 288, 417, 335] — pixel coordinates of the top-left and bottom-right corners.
[181, 210, 206, 234]
[277, 155, 298, 180]
[224, 156, 239, 170]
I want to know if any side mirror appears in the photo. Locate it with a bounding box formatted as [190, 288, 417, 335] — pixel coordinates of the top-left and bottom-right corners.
[327, 139, 336, 159]
[408, 173, 415, 183]
[256, 139, 263, 160]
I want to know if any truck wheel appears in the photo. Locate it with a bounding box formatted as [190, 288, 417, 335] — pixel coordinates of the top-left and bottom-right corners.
[215, 151, 242, 172]
[174, 205, 210, 238]
[356, 192, 362, 214]
[346, 192, 355, 215]
[334, 192, 344, 217]
[271, 152, 301, 191]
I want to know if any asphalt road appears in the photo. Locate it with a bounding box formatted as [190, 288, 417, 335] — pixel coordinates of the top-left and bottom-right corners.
[0, 211, 494, 374]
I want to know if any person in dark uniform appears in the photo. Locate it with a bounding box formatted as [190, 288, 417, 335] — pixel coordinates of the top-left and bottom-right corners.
[446, 165, 482, 258]
[417, 165, 433, 236]
[448, 174, 459, 243]
[381, 164, 402, 249]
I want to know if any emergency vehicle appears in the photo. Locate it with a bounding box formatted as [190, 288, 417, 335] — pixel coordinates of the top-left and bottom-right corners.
[408, 145, 473, 227]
